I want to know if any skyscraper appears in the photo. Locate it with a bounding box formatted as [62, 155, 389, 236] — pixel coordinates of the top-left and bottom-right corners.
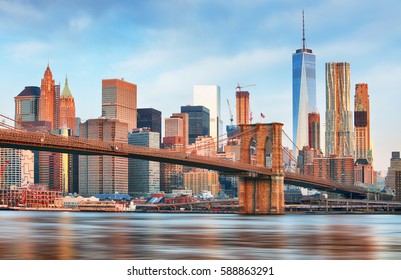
[165, 116, 184, 138]
[10, 86, 40, 187]
[0, 148, 34, 188]
[193, 85, 222, 149]
[235, 90, 250, 125]
[171, 113, 189, 147]
[128, 129, 160, 195]
[292, 11, 316, 155]
[54, 83, 60, 129]
[181, 105, 210, 144]
[308, 112, 320, 151]
[59, 77, 76, 135]
[354, 83, 372, 163]
[14, 86, 40, 127]
[161, 136, 184, 193]
[137, 108, 162, 143]
[325, 62, 354, 157]
[39, 64, 57, 129]
[79, 118, 128, 196]
[386, 151, 401, 193]
[102, 79, 137, 132]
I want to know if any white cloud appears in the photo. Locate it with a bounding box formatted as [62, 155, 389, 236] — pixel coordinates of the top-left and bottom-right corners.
[6, 41, 50, 61]
[127, 47, 291, 124]
[0, 0, 42, 20]
[69, 14, 92, 32]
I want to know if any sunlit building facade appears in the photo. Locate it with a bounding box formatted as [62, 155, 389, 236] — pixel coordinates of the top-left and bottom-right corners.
[39, 64, 57, 129]
[314, 156, 354, 186]
[79, 118, 128, 196]
[171, 113, 189, 147]
[102, 79, 137, 132]
[236, 90, 250, 125]
[59, 77, 76, 135]
[325, 62, 354, 157]
[308, 112, 320, 151]
[183, 171, 219, 196]
[161, 136, 184, 193]
[354, 83, 372, 163]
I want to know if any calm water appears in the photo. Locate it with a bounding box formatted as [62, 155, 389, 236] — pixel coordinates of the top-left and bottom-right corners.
[0, 211, 400, 260]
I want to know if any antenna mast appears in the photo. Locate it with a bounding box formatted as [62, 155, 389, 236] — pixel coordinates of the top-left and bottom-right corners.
[302, 10, 306, 51]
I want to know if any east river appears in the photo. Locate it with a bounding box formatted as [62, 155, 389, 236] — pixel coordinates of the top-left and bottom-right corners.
[0, 211, 400, 260]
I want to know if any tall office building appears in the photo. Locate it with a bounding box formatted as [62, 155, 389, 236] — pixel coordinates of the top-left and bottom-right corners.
[395, 171, 401, 201]
[171, 113, 189, 147]
[79, 118, 128, 196]
[386, 152, 401, 192]
[181, 105, 210, 144]
[308, 112, 320, 151]
[236, 90, 250, 125]
[59, 77, 76, 135]
[39, 64, 57, 129]
[37, 64, 63, 190]
[137, 108, 162, 143]
[354, 83, 372, 163]
[0, 148, 34, 188]
[128, 129, 160, 195]
[162, 114, 187, 193]
[165, 116, 184, 138]
[161, 136, 184, 193]
[14, 86, 40, 127]
[193, 85, 222, 149]
[9, 86, 40, 188]
[325, 62, 354, 157]
[49, 128, 73, 195]
[314, 156, 354, 186]
[54, 83, 60, 129]
[102, 79, 137, 132]
[292, 11, 316, 155]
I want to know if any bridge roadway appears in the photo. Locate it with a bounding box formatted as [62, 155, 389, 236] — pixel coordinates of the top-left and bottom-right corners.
[0, 129, 372, 197]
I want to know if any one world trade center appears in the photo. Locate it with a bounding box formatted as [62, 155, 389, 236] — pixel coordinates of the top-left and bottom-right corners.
[292, 11, 316, 157]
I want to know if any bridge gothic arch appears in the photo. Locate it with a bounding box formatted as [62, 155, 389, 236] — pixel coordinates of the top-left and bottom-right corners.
[238, 123, 284, 214]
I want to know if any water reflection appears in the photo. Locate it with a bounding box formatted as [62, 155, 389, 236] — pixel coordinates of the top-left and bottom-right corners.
[0, 212, 399, 259]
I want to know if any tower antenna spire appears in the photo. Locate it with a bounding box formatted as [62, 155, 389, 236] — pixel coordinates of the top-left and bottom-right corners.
[302, 10, 306, 51]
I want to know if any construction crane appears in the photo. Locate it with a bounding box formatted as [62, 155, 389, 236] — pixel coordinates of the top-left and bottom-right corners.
[236, 83, 256, 91]
[226, 99, 234, 125]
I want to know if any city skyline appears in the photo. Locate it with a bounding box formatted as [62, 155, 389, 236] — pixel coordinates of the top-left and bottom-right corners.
[0, 0, 400, 171]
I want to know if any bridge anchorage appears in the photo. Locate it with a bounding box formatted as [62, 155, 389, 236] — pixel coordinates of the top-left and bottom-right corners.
[238, 123, 284, 215]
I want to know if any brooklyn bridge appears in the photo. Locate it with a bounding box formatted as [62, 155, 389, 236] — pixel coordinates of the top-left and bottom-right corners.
[0, 119, 387, 215]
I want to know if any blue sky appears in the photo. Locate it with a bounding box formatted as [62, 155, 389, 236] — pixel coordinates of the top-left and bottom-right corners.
[0, 0, 400, 172]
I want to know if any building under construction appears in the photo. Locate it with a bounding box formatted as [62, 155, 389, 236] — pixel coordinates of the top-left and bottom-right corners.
[0, 185, 62, 208]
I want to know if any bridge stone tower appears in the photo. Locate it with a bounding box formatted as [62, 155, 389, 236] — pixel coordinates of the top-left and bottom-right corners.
[238, 123, 284, 214]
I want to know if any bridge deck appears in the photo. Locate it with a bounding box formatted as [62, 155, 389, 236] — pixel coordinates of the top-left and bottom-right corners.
[0, 129, 378, 197]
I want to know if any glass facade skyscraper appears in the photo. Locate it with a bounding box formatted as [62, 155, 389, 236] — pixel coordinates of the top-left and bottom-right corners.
[137, 108, 162, 143]
[180, 105, 210, 144]
[292, 13, 316, 156]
